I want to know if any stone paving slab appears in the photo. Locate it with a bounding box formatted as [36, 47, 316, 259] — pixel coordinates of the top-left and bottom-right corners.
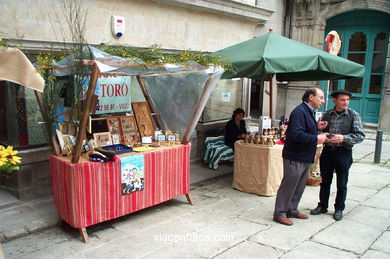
[362, 187, 390, 210]
[361, 249, 390, 259]
[348, 173, 389, 190]
[214, 240, 283, 259]
[312, 219, 383, 254]
[371, 231, 390, 254]
[347, 205, 390, 230]
[2, 228, 73, 259]
[0, 189, 18, 208]
[250, 214, 335, 251]
[0, 198, 59, 242]
[280, 241, 358, 259]
[143, 217, 268, 258]
[110, 200, 193, 234]
[346, 186, 377, 202]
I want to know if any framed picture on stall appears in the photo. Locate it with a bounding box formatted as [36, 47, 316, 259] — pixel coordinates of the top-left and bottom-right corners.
[91, 117, 109, 133]
[107, 116, 121, 135]
[93, 132, 113, 147]
[111, 134, 121, 145]
[119, 116, 139, 144]
[132, 102, 155, 137]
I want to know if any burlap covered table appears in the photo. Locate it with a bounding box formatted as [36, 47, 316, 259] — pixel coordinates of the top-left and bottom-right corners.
[232, 140, 283, 196]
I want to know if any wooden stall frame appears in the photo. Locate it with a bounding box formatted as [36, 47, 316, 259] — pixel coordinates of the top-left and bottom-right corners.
[137, 69, 221, 145]
[46, 60, 222, 242]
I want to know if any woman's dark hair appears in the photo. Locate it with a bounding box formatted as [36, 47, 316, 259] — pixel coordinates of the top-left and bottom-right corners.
[232, 108, 245, 119]
[302, 88, 318, 102]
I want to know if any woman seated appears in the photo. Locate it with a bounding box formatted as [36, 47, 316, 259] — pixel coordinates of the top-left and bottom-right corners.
[224, 108, 247, 150]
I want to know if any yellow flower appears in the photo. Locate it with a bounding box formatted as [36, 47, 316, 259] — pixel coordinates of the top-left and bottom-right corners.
[0, 155, 7, 166]
[8, 154, 21, 165]
[0, 146, 7, 166]
[2, 146, 21, 165]
[3, 146, 17, 157]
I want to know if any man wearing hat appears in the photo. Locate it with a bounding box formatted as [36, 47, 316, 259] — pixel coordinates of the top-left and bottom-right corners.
[311, 89, 365, 221]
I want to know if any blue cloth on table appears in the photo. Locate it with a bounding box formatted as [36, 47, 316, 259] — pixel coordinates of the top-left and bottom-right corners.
[201, 136, 234, 170]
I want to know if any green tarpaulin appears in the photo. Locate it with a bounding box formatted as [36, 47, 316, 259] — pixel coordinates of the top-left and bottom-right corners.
[211, 32, 365, 81]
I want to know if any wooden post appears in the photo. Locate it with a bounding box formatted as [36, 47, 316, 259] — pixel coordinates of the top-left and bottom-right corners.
[72, 63, 100, 163]
[34, 90, 61, 156]
[181, 74, 218, 144]
[79, 228, 90, 243]
[269, 73, 273, 119]
[185, 193, 194, 205]
[136, 74, 163, 130]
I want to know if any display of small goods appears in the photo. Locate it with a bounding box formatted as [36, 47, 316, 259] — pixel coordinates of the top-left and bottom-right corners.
[101, 144, 133, 155]
[63, 135, 76, 156]
[157, 134, 166, 143]
[93, 132, 113, 147]
[141, 136, 153, 144]
[243, 127, 286, 146]
[119, 116, 139, 144]
[174, 131, 180, 144]
[57, 102, 185, 160]
[154, 129, 163, 140]
[132, 102, 155, 137]
[167, 134, 176, 145]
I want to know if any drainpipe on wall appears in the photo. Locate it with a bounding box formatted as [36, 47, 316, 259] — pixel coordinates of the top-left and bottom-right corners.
[242, 78, 252, 127]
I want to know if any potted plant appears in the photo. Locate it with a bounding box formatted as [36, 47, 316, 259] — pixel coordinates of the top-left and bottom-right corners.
[307, 146, 323, 186]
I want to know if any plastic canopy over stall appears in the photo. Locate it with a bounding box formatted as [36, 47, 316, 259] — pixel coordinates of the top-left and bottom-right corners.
[51, 46, 223, 163]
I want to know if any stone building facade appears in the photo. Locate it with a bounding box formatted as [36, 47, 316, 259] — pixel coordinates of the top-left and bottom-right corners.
[0, 0, 285, 199]
[277, 0, 390, 131]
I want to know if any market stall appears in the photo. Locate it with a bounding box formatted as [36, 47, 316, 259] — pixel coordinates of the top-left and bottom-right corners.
[211, 31, 365, 189]
[41, 46, 223, 242]
[50, 144, 190, 238]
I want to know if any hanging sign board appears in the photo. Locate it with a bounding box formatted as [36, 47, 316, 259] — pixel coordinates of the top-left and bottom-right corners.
[80, 75, 132, 114]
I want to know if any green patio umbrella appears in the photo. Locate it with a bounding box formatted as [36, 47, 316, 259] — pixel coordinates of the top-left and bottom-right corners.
[211, 32, 365, 81]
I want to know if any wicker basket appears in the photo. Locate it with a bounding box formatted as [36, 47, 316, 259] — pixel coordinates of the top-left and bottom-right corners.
[307, 176, 322, 186]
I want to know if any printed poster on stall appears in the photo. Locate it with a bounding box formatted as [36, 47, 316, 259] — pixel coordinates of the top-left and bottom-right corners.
[79, 75, 132, 114]
[120, 154, 144, 195]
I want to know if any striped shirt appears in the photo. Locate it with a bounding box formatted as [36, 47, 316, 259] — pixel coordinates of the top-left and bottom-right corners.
[322, 107, 365, 149]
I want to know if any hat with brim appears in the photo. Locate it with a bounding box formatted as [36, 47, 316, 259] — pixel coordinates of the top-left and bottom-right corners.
[331, 90, 352, 98]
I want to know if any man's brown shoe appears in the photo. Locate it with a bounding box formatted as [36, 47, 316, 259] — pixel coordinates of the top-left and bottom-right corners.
[287, 212, 308, 219]
[273, 217, 293, 226]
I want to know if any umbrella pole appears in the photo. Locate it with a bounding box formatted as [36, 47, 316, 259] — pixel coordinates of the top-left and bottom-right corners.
[269, 74, 273, 119]
[325, 80, 331, 111]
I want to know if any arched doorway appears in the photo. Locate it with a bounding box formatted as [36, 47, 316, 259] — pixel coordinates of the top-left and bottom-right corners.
[322, 10, 390, 123]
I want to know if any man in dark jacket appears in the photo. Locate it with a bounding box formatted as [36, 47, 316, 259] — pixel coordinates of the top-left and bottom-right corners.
[273, 88, 329, 226]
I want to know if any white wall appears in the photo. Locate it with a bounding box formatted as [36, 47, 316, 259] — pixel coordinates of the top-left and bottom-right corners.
[0, 0, 283, 52]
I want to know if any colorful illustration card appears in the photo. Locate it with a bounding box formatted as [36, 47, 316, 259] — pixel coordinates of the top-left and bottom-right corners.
[120, 154, 144, 195]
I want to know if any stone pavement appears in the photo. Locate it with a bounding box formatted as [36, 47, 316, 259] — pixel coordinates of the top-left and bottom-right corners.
[1, 138, 389, 258]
